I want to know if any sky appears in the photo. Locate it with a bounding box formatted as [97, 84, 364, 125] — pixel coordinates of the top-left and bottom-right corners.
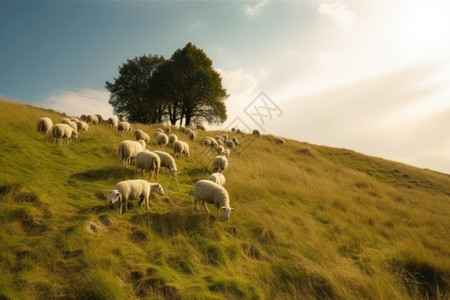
[1, 0, 450, 174]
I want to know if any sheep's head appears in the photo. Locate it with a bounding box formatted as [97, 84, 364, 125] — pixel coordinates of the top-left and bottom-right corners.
[152, 183, 164, 196]
[221, 206, 234, 221]
[108, 189, 121, 205]
[168, 166, 178, 177]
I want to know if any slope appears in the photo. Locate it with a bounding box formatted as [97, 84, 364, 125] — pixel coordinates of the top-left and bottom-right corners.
[0, 99, 449, 300]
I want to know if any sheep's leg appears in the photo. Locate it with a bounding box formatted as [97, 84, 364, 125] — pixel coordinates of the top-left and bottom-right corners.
[203, 202, 210, 213]
[145, 197, 149, 211]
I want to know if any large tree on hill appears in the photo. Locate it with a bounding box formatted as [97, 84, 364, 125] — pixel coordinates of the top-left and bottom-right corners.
[158, 43, 228, 126]
[105, 54, 166, 123]
[105, 43, 228, 126]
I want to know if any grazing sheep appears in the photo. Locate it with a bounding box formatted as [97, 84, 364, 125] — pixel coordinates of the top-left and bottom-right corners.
[108, 179, 164, 214]
[86, 114, 99, 125]
[80, 114, 87, 121]
[213, 155, 229, 173]
[193, 180, 234, 220]
[275, 137, 286, 145]
[61, 118, 78, 132]
[208, 172, 226, 186]
[231, 128, 236, 132]
[136, 150, 160, 181]
[203, 138, 211, 147]
[76, 120, 89, 132]
[173, 140, 190, 158]
[135, 129, 150, 143]
[216, 145, 225, 155]
[215, 135, 224, 142]
[222, 149, 230, 157]
[118, 121, 132, 135]
[236, 129, 241, 134]
[179, 126, 186, 133]
[36, 117, 53, 134]
[152, 151, 178, 177]
[252, 129, 261, 137]
[168, 134, 178, 147]
[52, 123, 78, 145]
[95, 114, 103, 123]
[185, 128, 193, 136]
[232, 136, 240, 146]
[205, 137, 218, 148]
[156, 133, 169, 147]
[225, 140, 235, 149]
[188, 131, 197, 141]
[196, 124, 205, 131]
[107, 117, 118, 129]
[118, 140, 146, 167]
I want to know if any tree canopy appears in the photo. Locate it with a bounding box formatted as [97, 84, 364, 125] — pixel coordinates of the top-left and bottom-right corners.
[105, 43, 228, 126]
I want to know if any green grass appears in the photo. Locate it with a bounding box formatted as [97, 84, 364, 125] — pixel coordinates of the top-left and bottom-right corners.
[0, 99, 449, 299]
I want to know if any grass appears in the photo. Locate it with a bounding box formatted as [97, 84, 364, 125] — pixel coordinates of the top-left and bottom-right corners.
[0, 98, 449, 299]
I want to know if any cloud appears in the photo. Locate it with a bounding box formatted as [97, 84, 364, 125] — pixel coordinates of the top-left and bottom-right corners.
[244, 0, 269, 17]
[37, 88, 114, 119]
[217, 68, 258, 98]
[318, 1, 354, 28]
[189, 21, 204, 30]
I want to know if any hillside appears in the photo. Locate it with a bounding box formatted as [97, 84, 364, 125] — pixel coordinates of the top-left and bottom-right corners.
[0, 99, 449, 300]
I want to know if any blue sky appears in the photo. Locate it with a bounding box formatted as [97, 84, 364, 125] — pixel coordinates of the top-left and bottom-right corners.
[1, 0, 450, 174]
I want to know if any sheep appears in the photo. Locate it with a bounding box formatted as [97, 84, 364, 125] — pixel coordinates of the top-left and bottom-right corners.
[216, 145, 225, 155]
[86, 114, 99, 125]
[135, 150, 160, 181]
[36, 117, 53, 134]
[193, 180, 234, 220]
[236, 129, 241, 134]
[156, 133, 169, 147]
[118, 139, 146, 167]
[107, 117, 118, 129]
[76, 120, 89, 132]
[52, 123, 78, 145]
[208, 172, 226, 186]
[204, 137, 218, 148]
[95, 114, 103, 123]
[213, 155, 228, 173]
[222, 149, 230, 157]
[80, 114, 87, 121]
[225, 140, 235, 149]
[215, 135, 224, 142]
[188, 131, 197, 141]
[135, 129, 150, 143]
[152, 150, 178, 177]
[232, 136, 240, 146]
[196, 124, 205, 131]
[252, 129, 261, 137]
[118, 121, 132, 135]
[168, 134, 178, 147]
[61, 118, 78, 132]
[173, 140, 190, 158]
[108, 179, 164, 214]
[154, 128, 164, 137]
[203, 138, 211, 147]
[275, 137, 286, 145]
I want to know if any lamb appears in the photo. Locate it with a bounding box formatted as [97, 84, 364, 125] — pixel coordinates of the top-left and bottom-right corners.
[156, 133, 169, 147]
[213, 155, 228, 173]
[52, 123, 78, 145]
[193, 180, 234, 220]
[152, 150, 178, 177]
[275, 137, 286, 145]
[208, 172, 226, 186]
[118, 139, 146, 167]
[135, 150, 160, 181]
[118, 121, 132, 135]
[168, 134, 178, 147]
[86, 114, 99, 125]
[36, 117, 53, 134]
[135, 129, 150, 143]
[172, 140, 190, 158]
[108, 179, 164, 214]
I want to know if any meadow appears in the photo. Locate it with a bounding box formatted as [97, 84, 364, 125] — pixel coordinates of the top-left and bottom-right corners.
[0, 99, 449, 299]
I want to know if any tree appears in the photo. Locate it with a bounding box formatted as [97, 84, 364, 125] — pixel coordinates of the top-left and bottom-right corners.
[162, 43, 228, 126]
[105, 55, 166, 123]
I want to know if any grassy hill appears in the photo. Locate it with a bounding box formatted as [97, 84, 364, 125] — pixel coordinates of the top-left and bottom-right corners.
[0, 99, 449, 300]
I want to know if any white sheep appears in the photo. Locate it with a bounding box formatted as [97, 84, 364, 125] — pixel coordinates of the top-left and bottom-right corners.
[205, 137, 218, 148]
[156, 133, 169, 147]
[252, 129, 261, 137]
[216, 145, 225, 155]
[225, 140, 235, 149]
[61, 118, 78, 132]
[168, 134, 178, 147]
[76, 120, 89, 132]
[86, 114, 99, 125]
[196, 124, 205, 131]
[154, 128, 164, 137]
[135, 129, 150, 143]
[172, 140, 190, 158]
[222, 149, 230, 157]
[135, 150, 160, 181]
[118, 121, 132, 134]
[193, 180, 234, 220]
[152, 150, 178, 177]
[213, 155, 228, 173]
[108, 179, 164, 214]
[208, 172, 226, 186]
[275, 137, 286, 145]
[107, 117, 118, 129]
[118, 139, 146, 167]
[36, 117, 53, 134]
[188, 131, 197, 141]
[52, 123, 78, 145]
[203, 138, 211, 147]
[232, 136, 240, 146]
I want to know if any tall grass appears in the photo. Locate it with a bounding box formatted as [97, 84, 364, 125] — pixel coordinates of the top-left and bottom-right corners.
[0, 99, 449, 299]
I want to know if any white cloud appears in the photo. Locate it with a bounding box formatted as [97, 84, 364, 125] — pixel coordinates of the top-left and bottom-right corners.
[37, 88, 114, 119]
[244, 0, 269, 17]
[217, 68, 258, 98]
[318, 1, 354, 28]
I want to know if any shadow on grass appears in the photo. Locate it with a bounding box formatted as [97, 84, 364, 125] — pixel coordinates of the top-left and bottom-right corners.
[70, 167, 135, 182]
